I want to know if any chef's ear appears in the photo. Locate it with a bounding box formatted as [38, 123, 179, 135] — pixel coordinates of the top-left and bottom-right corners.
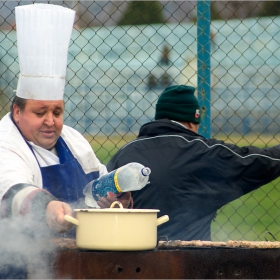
[12, 103, 21, 123]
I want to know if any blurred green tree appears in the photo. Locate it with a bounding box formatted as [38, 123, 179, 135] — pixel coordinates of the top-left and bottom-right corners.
[258, 1, 280, 16]
[118, 1, 165, 25]
[211, 2, 222, 21]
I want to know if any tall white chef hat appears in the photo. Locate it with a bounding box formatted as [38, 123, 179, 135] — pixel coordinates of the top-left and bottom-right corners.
[15, 4, 75, 100]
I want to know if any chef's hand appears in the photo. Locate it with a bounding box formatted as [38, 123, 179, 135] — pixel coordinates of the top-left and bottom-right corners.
[46, 201, 74, 233]
[97, 192, 133, 209]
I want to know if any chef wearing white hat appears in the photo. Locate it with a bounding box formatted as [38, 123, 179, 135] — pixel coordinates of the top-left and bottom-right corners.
[0, 4, 132, 233]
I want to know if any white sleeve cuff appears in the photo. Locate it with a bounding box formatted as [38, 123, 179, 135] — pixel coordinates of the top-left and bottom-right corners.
[11, 186, 39, 217]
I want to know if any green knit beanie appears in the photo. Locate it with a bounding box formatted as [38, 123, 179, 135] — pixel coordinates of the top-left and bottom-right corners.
[155, 85, 201, 124]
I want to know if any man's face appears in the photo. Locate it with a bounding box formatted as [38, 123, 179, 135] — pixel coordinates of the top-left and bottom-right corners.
[13, 99, 64, 150]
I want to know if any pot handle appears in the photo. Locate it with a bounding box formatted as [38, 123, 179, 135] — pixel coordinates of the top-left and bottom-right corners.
[64, 215, 79, 226]
[110, 201, 123, 209]
[157, 215, 169, 226]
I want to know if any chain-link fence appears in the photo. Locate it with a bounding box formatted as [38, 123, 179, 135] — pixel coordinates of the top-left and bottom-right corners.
[1, 0, 280, 241]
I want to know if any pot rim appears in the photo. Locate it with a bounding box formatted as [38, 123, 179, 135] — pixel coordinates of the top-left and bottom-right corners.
[74, 208, 160, 213]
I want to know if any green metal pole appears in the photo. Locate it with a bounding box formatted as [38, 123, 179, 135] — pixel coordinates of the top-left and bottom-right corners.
[197, 0, 211, 138]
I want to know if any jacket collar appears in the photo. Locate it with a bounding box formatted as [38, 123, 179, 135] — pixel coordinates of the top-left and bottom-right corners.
[138, 119, 201, 138]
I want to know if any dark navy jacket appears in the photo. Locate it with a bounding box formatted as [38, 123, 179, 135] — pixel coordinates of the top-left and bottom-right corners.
[107, 119, 280, 241]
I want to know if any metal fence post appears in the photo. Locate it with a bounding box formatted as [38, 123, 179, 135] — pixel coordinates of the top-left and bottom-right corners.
[197, 0, 211, 138]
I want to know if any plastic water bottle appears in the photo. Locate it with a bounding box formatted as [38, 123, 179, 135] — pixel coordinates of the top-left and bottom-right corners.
[83, 162, 151, 207]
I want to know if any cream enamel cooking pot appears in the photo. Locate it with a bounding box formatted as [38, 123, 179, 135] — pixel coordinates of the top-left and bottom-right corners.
[64, 202, 169, 251]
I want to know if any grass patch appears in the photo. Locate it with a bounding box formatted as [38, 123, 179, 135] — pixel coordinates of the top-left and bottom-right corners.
[211, 178, 280, 241]
[85, 133, 137, 165]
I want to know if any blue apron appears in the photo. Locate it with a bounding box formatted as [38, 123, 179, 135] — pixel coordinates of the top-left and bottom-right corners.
[29, 137, 99, 202]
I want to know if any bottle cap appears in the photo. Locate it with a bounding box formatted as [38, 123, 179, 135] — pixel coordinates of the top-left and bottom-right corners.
[141, 167, 151, 176]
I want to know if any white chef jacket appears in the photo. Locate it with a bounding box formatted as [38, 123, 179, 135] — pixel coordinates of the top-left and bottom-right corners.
[0, 113, 107, 214]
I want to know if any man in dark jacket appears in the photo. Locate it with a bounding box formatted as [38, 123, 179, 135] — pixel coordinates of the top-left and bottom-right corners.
[107, 85, 280, 241]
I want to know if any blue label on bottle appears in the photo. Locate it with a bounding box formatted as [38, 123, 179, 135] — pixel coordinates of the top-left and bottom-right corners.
[92, 170, 119, 201]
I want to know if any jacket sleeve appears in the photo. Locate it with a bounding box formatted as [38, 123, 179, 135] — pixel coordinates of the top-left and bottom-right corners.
[205, 139, 280, 195]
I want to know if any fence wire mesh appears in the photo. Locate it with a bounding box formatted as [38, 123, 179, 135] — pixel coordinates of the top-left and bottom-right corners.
[1, 0, 280, 241]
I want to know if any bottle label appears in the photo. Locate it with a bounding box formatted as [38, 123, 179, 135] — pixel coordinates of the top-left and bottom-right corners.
[92, 169, 121, 201]
[114, 168, 122, 193]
